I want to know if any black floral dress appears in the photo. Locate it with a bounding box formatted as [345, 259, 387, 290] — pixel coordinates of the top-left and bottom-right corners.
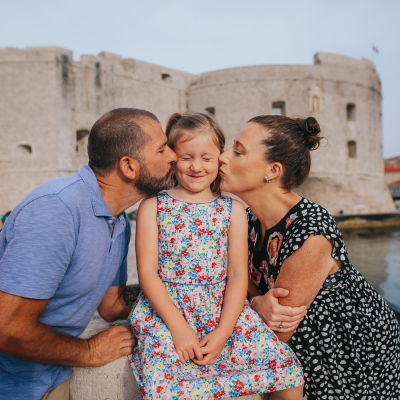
[247, 197, 400, 400]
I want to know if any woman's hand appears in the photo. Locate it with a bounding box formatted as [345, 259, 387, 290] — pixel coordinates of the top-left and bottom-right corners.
[252, 288, 307, 333]
[170, 323, 203, 364]
[192, 328, 228, 366]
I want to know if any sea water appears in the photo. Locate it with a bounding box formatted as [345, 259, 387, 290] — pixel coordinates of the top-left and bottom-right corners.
[127, 222, 400, 309]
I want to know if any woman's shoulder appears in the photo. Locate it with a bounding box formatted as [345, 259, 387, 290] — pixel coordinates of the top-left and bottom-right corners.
[293, 198, 338, 231]
[285, 198, 345, 254]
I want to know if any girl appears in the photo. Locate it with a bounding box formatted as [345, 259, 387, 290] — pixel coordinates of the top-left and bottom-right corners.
[128, 113, 304, 399]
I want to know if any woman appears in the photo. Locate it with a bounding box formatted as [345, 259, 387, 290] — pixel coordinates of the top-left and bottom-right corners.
[219, 115, 400, 399]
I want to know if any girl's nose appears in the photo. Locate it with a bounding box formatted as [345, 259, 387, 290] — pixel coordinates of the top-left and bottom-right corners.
[191, 159, 203, 172]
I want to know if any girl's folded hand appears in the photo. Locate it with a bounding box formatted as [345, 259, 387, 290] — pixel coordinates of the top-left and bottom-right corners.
[171, 323, 203, 364]
[192, 328, 228, 366]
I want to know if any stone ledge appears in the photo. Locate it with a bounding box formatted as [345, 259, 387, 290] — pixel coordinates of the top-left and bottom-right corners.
[70, 316, 266, 400]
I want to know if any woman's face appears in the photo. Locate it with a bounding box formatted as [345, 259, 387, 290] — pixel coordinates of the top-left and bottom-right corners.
[219, 122, 268, 195]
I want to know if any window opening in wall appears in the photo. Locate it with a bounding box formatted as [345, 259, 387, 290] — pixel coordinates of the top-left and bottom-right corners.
[76, 130, 90, 155]
[17, 144, 32, 155]
[272, 101, 285, 116]
[61, 55, 69, 81]
[95, 63, 101, 87]
[205, 107, 215, 115]
[348, 140, 357, 158]
[161, 73, 171, 82]
[347, 103, 356, 121]
[311, 96, 320, 112]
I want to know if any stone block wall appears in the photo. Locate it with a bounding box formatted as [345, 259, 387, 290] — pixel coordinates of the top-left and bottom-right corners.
[0, 47, 395, 216]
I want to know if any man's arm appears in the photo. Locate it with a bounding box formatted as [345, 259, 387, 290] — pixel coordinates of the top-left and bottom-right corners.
[0, 290, 136, 367]
[97, 284, 141, 322]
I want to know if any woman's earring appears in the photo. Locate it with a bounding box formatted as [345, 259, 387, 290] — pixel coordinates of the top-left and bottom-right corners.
[264, 176, 270, 183]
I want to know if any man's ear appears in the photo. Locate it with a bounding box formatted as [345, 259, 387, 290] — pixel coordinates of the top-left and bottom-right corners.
[118, 156, 140, 180]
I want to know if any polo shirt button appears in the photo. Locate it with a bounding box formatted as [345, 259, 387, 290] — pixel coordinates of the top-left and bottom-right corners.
[108, 219, 113, 224]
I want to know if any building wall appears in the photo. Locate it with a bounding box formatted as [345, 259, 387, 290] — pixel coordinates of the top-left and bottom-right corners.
[0, 47, 395, 215]
[0, 47, 192, 210]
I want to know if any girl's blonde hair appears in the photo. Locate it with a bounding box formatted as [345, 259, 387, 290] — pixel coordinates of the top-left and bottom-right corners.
[165, 112, 225, 194]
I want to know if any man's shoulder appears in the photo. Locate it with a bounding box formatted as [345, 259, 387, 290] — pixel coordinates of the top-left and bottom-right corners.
[19, 173, 84, 207]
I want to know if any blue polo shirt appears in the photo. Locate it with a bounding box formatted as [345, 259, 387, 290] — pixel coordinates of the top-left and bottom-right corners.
[0, 166, 130, 400]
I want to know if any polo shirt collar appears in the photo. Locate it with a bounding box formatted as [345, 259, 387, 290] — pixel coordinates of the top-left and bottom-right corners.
[78, 165, 112, 218]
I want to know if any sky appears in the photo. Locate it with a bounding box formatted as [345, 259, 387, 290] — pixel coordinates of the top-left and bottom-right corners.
[1, 0, 399, 158]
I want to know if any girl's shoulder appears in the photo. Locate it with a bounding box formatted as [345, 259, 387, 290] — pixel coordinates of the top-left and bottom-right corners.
[138, 195, 157, 209]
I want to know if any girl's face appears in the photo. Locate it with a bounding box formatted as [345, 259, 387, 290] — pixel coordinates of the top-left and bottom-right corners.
[219, 122, 268, 195]
[173, 131, 221, 195]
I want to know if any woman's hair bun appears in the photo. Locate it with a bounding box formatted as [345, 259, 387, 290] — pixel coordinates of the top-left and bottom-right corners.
[295, 116, 322, 150]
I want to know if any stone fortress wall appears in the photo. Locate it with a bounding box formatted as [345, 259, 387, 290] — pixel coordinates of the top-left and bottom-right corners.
[0, 47, 395, 215]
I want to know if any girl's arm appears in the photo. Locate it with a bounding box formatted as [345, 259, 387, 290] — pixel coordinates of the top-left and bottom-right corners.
[135, 197, 203, 363]
[194, 200, 248, 365]
[262, 234, 340, 342]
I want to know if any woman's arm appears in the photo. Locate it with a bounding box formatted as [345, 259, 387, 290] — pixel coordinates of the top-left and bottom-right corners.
[194, 200, 248, 365]
[136, 197, 203, 362]
[273, 234, 340, 342]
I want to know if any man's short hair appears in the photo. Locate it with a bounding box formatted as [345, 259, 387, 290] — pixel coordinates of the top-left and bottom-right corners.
[87, 108, 160, 176]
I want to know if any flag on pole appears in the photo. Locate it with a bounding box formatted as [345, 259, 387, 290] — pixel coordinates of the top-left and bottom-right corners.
[372, 45, 379, 54]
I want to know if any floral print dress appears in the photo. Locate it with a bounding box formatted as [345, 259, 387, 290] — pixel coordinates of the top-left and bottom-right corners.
[248, 197, 400, 400]
[128, 192, 304, 399]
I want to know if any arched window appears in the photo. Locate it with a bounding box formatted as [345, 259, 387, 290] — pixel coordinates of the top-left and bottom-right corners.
[272, 101, 285, 116]
[347, 103, 356, 121]
[311, 95, 320, 112]
[76, 130, 89, 155]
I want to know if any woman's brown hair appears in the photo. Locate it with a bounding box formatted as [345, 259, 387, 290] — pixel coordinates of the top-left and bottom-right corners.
[165, 112, 225, 194]
[248, 115, 324, 190]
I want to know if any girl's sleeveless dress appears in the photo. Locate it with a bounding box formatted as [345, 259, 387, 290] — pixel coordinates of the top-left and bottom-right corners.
[247, 197, 400, 400]
[128, 192, 304, 399]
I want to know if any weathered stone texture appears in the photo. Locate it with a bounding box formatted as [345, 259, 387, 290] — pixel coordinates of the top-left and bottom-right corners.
[0, 47, 395, 215]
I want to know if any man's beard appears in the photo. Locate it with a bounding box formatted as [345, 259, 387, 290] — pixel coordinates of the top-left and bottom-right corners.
[135, 161, 175, 196]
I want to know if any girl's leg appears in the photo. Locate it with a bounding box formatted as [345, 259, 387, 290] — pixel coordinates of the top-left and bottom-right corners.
[269, 384, 304, 400]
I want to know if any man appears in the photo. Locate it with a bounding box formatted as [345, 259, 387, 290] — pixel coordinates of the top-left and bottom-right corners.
[0, 108, 177, 400]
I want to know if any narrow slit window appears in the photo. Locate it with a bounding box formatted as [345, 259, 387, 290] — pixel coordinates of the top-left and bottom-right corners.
[347, 103, 356, 121]
[272, 101, 285, 116]
[348, 140, 357, 158]
[95, 63, 101, 87]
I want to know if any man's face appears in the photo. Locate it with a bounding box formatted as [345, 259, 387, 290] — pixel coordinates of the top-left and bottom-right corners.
[134, 119, 177, 196]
